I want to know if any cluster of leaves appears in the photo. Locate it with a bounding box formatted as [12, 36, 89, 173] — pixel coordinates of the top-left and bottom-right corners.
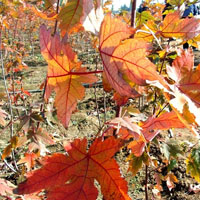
[1, 0, 200, 199]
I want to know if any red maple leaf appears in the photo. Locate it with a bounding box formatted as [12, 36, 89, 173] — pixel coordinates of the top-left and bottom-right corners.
[15, 137, 131, 200]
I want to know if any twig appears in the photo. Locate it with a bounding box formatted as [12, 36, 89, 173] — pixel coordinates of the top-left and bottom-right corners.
[145, 165, 149, 200]
[0, 31, 19, 171]
[53, 0, 60, 36]
[143, 24, 163, 50]
[36, 78, 47, 130]
[103, 90, 107, 123]
[0, 33, 14, 139]
[94, 56, 101, 128]
[131, 0, 137, 28]
[156, 103, 169, 117]
[159, 51, 167, 75]
[0, 152, 17, 173]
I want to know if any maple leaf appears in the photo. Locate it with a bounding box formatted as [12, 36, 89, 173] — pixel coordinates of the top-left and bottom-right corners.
[128, 152, 149, 176]
[178, 66, 200, 107]
[148, 48, 200, 136]
[15, 137, 131, 200]
[136, 11, 200, 41]
[18, 153, 38, 171]
[136, 10, 155, 27]
[81, 0, 104, 34]
[128, 111, 185, 157]
[167, 0, 185, 7]
[107, 116, 142, 139]
[186, 147, 200, 183]
[99, 13, 163, 97]
[28, 128, 55, 156]
[2, 136, 18, 160]
[58, 0, 84, 35]
[141, 111, 185, 137]
[165, 173, 178, 191]
[167, 48, 194, 82]
[161, 140, 182, 160]
[31, 5, 57, 21]
[128, 136, 146, 157]
[160, 11, 200, 40]
[165, 49, 200, 127]
[40, 25, 98, 127]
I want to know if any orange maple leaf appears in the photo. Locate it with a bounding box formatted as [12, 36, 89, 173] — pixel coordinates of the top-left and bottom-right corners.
[160, 11, 200, 40]
[165, 49, 200, 128]
[127, 111, 185, 157]
[40, 25, 98, 127]
[99, 14, 163, 97]
[178, 65, 200, 107]
[167, 48, 194, 82]
[18, 153, 38, 171]
[15, 137, 131, 200]
[31, 6, 57, 21]
[136, 11, 200, 41]
[141, 111, 185, 138]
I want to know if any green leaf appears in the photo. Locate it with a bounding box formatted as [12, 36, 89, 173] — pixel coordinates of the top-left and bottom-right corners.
[128, 152, 149, 176]
[167, 159, 177, 172]
[128, 154, 143, 176]
[136, 11, 154, 27]
[167, 0, 185, 7]
[186, 147, 200, 182]
[161, 140, 182, 160]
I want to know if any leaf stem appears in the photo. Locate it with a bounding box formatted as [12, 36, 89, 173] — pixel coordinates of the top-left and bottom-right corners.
[53, 0, 60, 36]
[159, 51, 167, 75]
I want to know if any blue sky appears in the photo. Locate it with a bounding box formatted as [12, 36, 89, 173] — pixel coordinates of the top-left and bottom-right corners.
[108, 0, 165, 10]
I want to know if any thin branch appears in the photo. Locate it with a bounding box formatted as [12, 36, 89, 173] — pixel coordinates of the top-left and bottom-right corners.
[0, 31, 19, 171]
[145, 165, 149, 200]
[143, 24, 163, 50]
[53, 0, 60, 36]
[103, 90, 107, 123]
[0, 152, 17, 173]
[131, 0, 137, 28]
[94, 56, 101, 128]
[0, 32, 14, 139]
